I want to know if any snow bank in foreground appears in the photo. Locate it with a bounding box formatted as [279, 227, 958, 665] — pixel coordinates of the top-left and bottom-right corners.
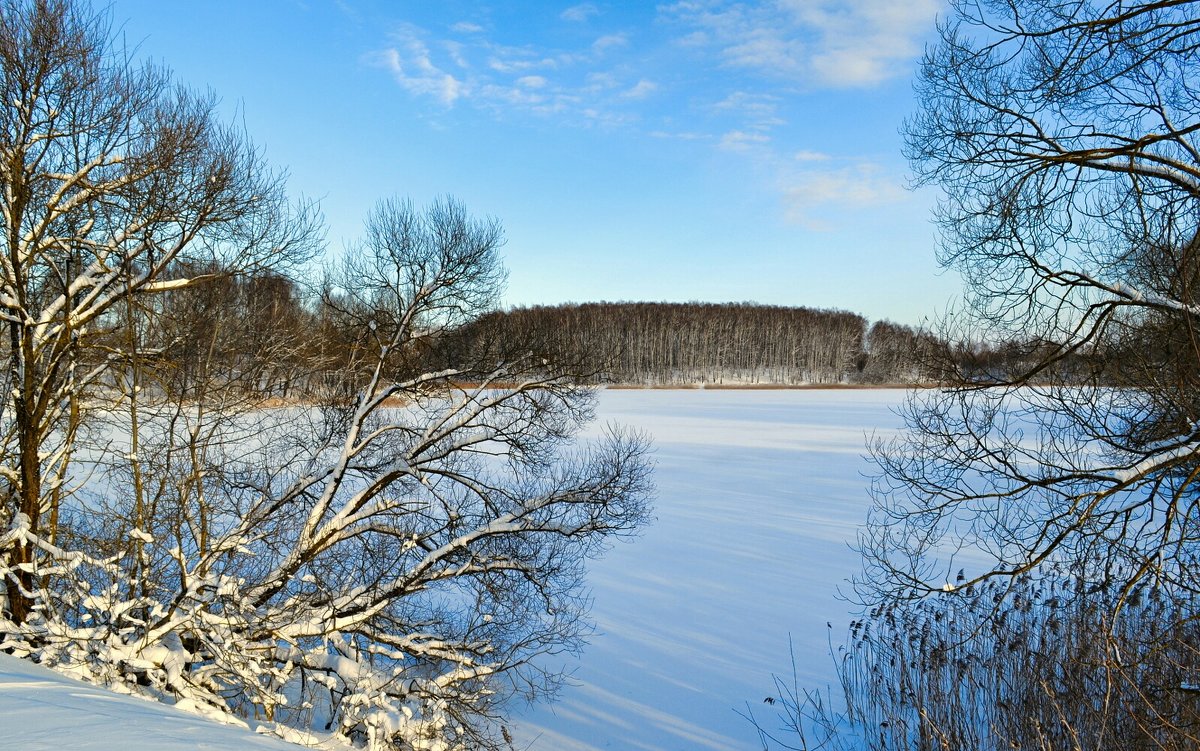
[0, 652, 307, 750]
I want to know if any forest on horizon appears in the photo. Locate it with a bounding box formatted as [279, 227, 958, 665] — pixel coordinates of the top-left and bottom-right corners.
[137, 268, 1050, 395]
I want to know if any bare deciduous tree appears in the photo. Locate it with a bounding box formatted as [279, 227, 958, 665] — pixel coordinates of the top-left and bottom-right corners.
[759, 1, 1200, 748]
[870, 0, 1200, 607]
[0, 4, 651, 749]
[4, 190, 652, 751]
[0, 0, 318, 625]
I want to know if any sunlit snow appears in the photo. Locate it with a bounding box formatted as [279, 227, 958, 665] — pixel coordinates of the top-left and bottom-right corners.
[0, 651, 301, 750]
[0, 389, 904, 750]
[511, 388, 905, 751]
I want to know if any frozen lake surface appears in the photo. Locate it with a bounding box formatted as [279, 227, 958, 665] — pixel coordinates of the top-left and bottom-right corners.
[512, 388, 907, 751]
[0, 388, 907, 750]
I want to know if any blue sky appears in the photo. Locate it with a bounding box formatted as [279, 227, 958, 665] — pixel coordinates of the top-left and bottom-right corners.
[106, 0, 959, 326]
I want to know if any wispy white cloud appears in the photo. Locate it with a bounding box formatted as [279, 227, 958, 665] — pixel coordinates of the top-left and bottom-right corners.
[561, 3, 601, 22]
[371, 29, 466, 105]
[674, 29, 708, 47]
[622, 79, 658, 99]
[580, 107, 638, 127]
[451, 21, 484, 34]
[585, 71, 620, 91]
[445, 40, 469, 69]
[796, 0, 942, 86]
[661, 0, 940, 88]
[487, 51, 561, 74]
[650, 129, 710, 140]
[479, 82, 548, 107]
[782, 160, 906, 228]
[592, 33, 629, 54]
[370, 22, 655, 127]
[332, 0, 362, 25]
[711, 91, 783, 132]
[719, 129, 770, 152]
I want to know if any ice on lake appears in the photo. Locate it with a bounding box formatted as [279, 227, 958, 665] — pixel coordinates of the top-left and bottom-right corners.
[512, 388, 906, 751]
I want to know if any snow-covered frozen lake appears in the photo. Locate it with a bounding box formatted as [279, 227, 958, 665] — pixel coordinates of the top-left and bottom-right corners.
[0, 388, 906, 750]
[512, 388, 907, 751]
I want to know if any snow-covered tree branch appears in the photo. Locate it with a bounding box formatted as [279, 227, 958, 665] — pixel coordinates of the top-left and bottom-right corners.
[0, 4, 651, 750]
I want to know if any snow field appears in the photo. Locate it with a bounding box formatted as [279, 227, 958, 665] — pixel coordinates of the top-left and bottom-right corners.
[0, 651, 304, 750]
[512, 389, 906, 750]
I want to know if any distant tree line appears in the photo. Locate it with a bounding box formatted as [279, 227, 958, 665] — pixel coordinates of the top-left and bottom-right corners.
[116, 287, 1088, 392]
[472, 303, 947, 386]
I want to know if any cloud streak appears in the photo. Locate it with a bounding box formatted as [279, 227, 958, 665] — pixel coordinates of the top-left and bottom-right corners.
[719, 129, 770, 152]
[364, 5, 929, 227]
[370, 22, 658, 126]
[661, 0, 941, 88]
[561, 3, 600, 23]
[782, 159, 907, 229]
[623, 79, 658, 99]
[372, 29, 466, 105]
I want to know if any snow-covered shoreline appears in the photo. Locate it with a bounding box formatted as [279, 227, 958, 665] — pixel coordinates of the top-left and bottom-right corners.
[0, 651, 301, 750]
